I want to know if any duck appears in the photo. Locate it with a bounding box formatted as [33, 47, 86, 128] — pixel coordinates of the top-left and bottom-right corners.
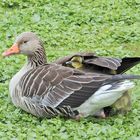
[54, 54, 140, 116]
[2, 32, 140, 119]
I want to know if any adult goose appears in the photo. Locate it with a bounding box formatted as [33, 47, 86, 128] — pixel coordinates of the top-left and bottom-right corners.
[54, 53, 140, 116]
[2, 32, 140, 119]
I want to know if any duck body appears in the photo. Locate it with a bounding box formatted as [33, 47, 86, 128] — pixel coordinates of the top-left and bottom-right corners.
[3, 32, 140, 119]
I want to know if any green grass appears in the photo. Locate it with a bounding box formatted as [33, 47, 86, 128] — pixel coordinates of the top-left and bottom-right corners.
[0, 0, 140, 139]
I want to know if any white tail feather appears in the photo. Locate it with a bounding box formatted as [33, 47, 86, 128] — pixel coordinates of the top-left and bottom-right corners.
[76, 80, 134, 117]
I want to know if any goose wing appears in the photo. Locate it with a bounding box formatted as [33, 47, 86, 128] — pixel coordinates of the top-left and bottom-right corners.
[54, 53, 122, 71]
[117, 57, 140, 74]
[19, 64, 112, 108]
[54, 52, 96, 65]
[84, 57, 122, 70]
[54, 53, 140, 73]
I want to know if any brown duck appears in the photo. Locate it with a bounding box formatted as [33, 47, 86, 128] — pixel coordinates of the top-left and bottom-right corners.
[2, 32, 140, 119]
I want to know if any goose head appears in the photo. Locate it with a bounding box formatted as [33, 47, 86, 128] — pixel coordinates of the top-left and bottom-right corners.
[2, 32, 44, 56]
[2, 32, 47, 66]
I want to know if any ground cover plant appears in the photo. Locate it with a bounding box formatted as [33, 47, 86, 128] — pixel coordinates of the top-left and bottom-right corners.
[0, 0, 140, 139]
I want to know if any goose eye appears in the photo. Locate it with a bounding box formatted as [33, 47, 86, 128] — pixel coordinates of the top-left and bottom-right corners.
[23, 41, 28, 44]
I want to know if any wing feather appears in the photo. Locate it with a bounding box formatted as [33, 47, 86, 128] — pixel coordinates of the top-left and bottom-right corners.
[85, 57, 122, 70]
[19, 64, 113, 108]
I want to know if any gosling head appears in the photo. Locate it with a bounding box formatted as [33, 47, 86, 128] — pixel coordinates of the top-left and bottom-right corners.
[66, 56, 84, 69]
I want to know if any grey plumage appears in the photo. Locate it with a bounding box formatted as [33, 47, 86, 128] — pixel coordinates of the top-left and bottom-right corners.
[2, 32, 140, 119]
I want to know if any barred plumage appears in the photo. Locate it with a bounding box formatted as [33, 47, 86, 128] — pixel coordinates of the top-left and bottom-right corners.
[2, 32, 140, 119]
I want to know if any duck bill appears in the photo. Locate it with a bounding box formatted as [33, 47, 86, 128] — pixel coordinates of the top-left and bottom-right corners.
[2, 43, 20, 57]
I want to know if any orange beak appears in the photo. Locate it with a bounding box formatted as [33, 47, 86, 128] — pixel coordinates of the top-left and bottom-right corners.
[2, 43, 20, 57]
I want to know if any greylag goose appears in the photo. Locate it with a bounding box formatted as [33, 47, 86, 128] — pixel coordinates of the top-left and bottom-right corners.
[2, 32, 140, 119]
